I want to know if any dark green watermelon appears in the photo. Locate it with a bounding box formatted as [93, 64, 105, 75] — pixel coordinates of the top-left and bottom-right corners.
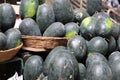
[48, 50, 79, 80]
[53, 0, 74, 24]
[78, 63, 86, 80]
[19, 18, 42, 36]
[105, 36, 117, 56]
[73, 8, 89, 24]
[23, 55, 43, 80]
[87, 0, 102, 15]
[117, 35, 120, 51]
[80, 16, 97, 40]
[0, 32, 7, 50]
[19, 0, 39, 19]
[43, 22, 65, 37]
[36, 3, 55, 34]
[86, 52, 108, 68]
[108, 51, 120, 64]
[5, 28, 22, 49]
[87, 36, 108, 55]
[86, 61, 112, 80]
[95, 18, 113, 37]
[0, 3, 16, 32]
[92, 11, 110, 20]
[67, 35, 87, 62]
[65, 22, 80, 39]
[111, 22, 120, 39]
[43, 46, 67, 76]
[109, 59, 120, 80]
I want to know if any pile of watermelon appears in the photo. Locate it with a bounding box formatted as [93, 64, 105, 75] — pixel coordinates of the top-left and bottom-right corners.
[20, 0, 120, 80]
[1, 0, 120, 80]
[0, 3, 22, 51]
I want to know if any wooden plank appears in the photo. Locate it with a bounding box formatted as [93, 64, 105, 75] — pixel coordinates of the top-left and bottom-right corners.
[71, 0, 86, 9]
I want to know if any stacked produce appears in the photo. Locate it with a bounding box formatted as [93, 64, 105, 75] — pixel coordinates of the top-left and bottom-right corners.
[0, 3, 22, 51]
[18, 0, 120, 80]
[1, 0, 120, 80]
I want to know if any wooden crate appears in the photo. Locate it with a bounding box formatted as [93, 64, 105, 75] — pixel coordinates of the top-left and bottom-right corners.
[70, 0, 86, 9]
[70, 0, 120, 23]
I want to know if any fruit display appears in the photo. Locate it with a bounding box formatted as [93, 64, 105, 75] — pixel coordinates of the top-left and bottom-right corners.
[1, 0, 120, 80]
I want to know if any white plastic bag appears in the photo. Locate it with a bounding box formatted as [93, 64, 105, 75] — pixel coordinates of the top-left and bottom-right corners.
[7, 72, 23, 80]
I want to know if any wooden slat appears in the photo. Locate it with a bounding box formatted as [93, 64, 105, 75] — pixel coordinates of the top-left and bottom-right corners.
[70, 0, 86, 9]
